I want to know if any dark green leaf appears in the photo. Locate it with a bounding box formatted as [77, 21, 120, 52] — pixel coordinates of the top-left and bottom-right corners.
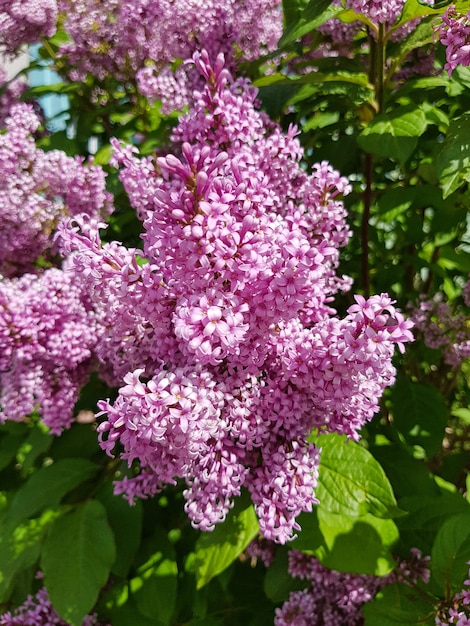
[389, 377, 448, 457]
[41, 500, 116, 626]
[280, 2, 342, 46]
[0, 423, 27, 472]
[131, 530, 177, 624]
[396, 493, 470, 555]
[431, 512, 470, 595]
[435, 113, 470, 198]
[96, 484, 143, 578]
[5, 458, 99, 525]
[362, 583, 436, 625]
[264, 548, 306, 603]
[0, 512, 55, 601]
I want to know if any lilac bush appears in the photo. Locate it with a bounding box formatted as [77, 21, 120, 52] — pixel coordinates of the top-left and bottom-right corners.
[1, 1, 470, 625]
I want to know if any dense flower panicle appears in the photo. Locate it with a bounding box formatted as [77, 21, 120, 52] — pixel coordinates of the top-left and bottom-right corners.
[275, 549, 431, 626]
[411, 291, 470, 367]
[346, 0, 405, 25]
[0, 103, 113, 277]
[0, 264, 98, 433]
[0, 67, 27, 127]
[66, 51, 413, 541]
[57, 215, 181, 384]
[438, 7, 470, 75]
[0, 0, 57, 54]
[276, 551, 385, 626]
[0, 585, 107, 626]
[55, 0, 281, 111]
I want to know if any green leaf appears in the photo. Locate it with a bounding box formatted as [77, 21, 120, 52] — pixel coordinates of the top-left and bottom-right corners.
[318, 509, 398, 575]
[315, 433, 403, 519]
[431, 512, 470, 595]
[96, 484, 143, 578]
[0, 511, 55, 601]
[435, 113, 470, 198]
[377, 187, 416, 221]
[5, 458, 99, 526]
[263, 548, 306, 603]
[190, 498, 259, 589]
[451, 407, 470, 425]
[357, 106, 428, 163]
[370, 445, 440, 499]
[293, 507, 398, 575]
[41, 500, 116, 626]
[362, 583, 436, 625]
[0, 423, 28, 471]
[255, 70, 371, 89]
[389, 377, 448, 458]
[130, 528, 177, 625]
[392, 17, 435, 58]
[396, 493, 470, 555]
[280, 2, 342, 46]
[396, 0, 459, 26]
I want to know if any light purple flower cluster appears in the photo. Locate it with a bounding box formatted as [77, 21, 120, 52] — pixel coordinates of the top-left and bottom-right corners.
[0, 262, 98, 434]
[0, 585, 107, 626]
[435, 563, 470, 625]
[275, 549, 430, 626]
[56, 0, 281, 111]
[0, 102, 113, 278]
[438, 6, 470, 75]
[0, 0, 57, 54]
[0, 67, 27, 127]
[275, 550, 388, 626]
[56, 51, 413, 542]
[411, 289, 470, 367]
[346, 0, 405, 25]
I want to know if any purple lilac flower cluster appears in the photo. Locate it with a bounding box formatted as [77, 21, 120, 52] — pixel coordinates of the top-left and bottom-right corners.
[0, 67, 27, 127]
[0, 102, 113, 433]
[435, 563, 470, 625]
[438, 6, 470, 75]
[0, 586, 107, 626]
[55, 0, 281, 112]
[275, 549, 430, 626]
[57, 51, 413, 542]
[0, 262, 99, 434]
[0, 102, 113, 278]
[346, 0, 405, 25]
[412, 289, 470, 367]
[0, 0, 57, 54]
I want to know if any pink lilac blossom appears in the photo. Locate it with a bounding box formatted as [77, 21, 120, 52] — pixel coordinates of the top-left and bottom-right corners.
[275, 549, 431, 626]
[411, 290, 470, 367]
[435, 562, 470, 625]
[0, 67, 27, 127]
[275, 551, 387, 626]
[346, 0, 405, 25]
[0, 585, 107, 626]
[56, 0, 282, 111]
[438, 6, 470, 75]
[59, 51, 413, 542]
[0, 0, 57, 54]
[0, 102, 113, 277]
[0, 263, 98, 434]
